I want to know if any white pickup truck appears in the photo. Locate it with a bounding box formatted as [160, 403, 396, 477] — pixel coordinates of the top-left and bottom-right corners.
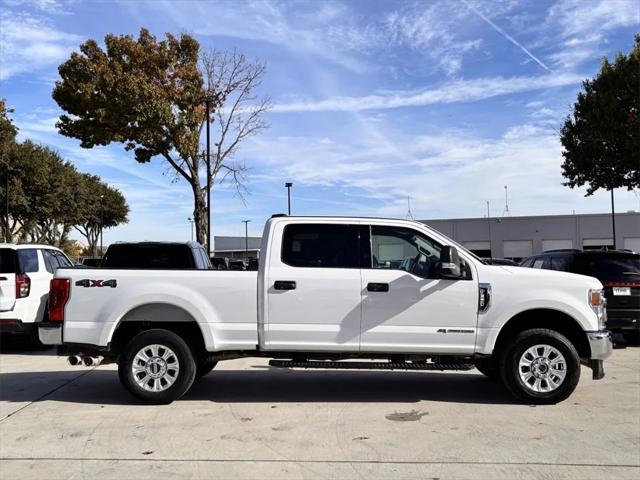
[40, 216, 612, 404]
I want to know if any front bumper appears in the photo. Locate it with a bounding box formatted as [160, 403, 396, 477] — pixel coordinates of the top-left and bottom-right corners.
[38, 322, 62, 345]
[587, 330, 613, 360]
[586, 330, 613, 381]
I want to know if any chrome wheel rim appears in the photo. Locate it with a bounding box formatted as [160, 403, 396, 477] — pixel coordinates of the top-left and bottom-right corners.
[132, 344, 180, 392]
[518, 344, 567, 393]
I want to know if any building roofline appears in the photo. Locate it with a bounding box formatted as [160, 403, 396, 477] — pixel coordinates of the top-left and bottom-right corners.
[420, 211, 639, 223]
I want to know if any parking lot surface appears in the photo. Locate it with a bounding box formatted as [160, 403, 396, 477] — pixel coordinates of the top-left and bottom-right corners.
[1, 344, 638, 480]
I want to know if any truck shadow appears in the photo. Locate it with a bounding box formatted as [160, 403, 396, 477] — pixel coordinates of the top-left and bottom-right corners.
[0, 368, 518, 405]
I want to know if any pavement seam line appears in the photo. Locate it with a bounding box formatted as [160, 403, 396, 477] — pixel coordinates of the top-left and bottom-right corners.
[0, 458, 638, 468]
[0, 367, 95, 424]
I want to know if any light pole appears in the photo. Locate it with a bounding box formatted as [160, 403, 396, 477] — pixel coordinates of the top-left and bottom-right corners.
[188, 217, 194, 241]
[610, 189, 617, 249]
[99, 194, 104, 257]
[202, 93, 217, 257]
[285, 182, 293, 215]
[486, 201, 493, 258]
[242, 220, 251, 260]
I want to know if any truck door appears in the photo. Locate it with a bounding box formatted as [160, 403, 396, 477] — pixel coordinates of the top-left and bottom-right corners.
[0, 248, 17, 312]
[264, 222, 364, 351]
[360, 224, 479, 354]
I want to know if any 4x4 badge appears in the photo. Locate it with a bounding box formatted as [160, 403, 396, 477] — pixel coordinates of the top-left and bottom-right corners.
[75, 279, 117, 288]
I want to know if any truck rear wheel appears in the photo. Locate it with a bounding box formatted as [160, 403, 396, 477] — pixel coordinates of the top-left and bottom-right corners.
[118, 329, 196, 404]
[499, 328, 580, 404]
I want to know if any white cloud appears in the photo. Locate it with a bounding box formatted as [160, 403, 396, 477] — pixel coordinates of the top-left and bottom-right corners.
[544, 0, 639, 69]
[0, 10, 80, 80]
[272, 72, 584, 112]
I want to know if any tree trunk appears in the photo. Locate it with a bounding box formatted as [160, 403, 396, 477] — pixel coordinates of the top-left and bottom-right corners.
[192, 186, 208, 253]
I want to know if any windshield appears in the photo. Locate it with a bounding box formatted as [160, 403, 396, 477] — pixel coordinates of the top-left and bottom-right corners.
[575, 255, 640, 283]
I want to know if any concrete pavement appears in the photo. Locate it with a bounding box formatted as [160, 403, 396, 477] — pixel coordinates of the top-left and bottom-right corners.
[1, 342, 639, 479]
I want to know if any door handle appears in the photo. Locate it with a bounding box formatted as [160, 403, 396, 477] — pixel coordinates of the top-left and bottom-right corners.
[367, 282, 389, 292]
[274, 280, 296, 290]
[0, 277, 6, 281]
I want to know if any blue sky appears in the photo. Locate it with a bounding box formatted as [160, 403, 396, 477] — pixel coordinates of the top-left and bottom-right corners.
[1, 0, 639, 244]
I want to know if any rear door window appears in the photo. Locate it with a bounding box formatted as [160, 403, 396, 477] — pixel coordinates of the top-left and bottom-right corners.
[17, 249, 39, 272]
[54, 251, 72, 268]
[43, 250, 61, 273]
[532, 258, 545, 269]
[281, 224, 361, 268]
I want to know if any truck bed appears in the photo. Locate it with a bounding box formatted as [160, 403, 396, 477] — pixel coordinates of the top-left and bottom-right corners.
[60, 268, 259, 351]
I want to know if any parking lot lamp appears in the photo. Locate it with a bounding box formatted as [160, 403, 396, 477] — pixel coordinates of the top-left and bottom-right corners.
[242, 220, 251, 260]
[188, 217, 194, 242]
[285, 182, 293, 215]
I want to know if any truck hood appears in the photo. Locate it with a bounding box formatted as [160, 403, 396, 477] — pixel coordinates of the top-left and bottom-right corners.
[489, 265, 603, 289]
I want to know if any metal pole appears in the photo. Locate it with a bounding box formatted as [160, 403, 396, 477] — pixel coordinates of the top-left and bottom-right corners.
[205, 98, 211, 256]
[188, 218, 193, 241]
[242, 220, 250, 259]
[4, 166, 9, 243]
[100, 194, 104, 257]
[285, 182, 292, 215]
[611, 189, 616, 249]
[486, 201, 492, 258]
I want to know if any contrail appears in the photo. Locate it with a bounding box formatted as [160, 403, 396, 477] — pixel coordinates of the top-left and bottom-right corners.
[462, 0, 552, 73]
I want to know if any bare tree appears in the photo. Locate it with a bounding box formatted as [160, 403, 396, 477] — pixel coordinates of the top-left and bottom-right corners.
[200, 49, 271, 203]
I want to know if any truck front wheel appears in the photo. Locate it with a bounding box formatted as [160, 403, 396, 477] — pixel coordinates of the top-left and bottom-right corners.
[499, 328, 581, 404]
[118, 329, 196, 404]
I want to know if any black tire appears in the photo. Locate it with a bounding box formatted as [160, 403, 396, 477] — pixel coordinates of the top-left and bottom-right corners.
[118, 329, 196, 404]
[499, 328, 581, 404]
[196, 356, 218, 378]
[473, 357, 499, 379]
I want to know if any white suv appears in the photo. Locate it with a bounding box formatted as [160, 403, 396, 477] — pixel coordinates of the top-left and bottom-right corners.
[0, 244, 73, 344]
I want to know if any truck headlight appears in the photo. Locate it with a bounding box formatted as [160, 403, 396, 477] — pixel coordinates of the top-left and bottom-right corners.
[589, 289, 607, 330]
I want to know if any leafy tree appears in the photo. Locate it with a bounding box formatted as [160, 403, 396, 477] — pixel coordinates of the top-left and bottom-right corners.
[0, 104, 129, 247]
[560, 35, 640, 195]
[73, 173, 129, 256]
[53, 29, 270, 251]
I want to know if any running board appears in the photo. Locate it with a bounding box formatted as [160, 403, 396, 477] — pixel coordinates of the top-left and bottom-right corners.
[268, 360, 475, 371]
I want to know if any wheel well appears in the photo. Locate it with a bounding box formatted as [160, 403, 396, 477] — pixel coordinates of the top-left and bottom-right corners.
[110, 303, 207, 359]
[493, 309, 590, 359]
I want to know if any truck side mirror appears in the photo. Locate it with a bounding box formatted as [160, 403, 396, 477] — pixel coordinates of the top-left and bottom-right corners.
[440, 246, 462, 279]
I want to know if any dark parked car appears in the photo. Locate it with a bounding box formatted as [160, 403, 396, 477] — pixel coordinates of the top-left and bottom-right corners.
[521, 249, 640, 343]
[82, 258, 102, 267]
[210, 257, 229, 270]
[101, 242, 211, 269]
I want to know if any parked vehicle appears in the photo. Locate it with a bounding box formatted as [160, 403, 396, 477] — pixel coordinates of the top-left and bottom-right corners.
[101, 242, 211, 270]
[521, 249, 640, 343]
[228, 259, 246, 270]
[82, 258, 102, 267]
[40, 216, 611, 404]
[0, 244, 73, 344]
[210, 257, 229, 270]
[482, 257, 518, 266]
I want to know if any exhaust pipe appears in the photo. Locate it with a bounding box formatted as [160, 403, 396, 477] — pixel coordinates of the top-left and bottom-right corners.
[67, 355, 82, 366]
[82, 356, 103, 367]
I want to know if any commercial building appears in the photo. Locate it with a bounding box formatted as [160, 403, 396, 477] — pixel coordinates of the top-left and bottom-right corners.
[212, 236, 261, 260]
[422, 212, 640, 261]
